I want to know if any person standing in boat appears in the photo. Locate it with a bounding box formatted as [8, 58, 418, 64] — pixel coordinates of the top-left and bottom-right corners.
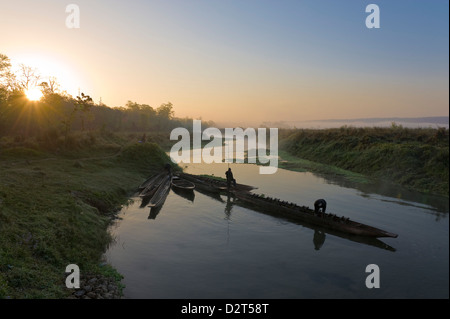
[225, 168, 236, 189]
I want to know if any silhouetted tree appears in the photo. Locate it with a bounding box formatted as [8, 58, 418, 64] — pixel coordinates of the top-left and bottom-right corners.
[18, 64, 40, 91]
[75, 93, 94, 131]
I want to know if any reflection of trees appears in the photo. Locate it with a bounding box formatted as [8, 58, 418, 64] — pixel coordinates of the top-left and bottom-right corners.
[309, 171, 449, 217]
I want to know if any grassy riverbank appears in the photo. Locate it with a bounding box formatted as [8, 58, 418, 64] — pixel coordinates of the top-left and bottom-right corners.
[0, 131, 175, 298]
[279, 126, 449, 196]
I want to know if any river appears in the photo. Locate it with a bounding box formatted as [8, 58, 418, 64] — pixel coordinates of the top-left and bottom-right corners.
[105, 154, 448, 299]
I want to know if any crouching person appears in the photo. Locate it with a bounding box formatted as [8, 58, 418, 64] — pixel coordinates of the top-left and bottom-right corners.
[314, 199, 327, 217]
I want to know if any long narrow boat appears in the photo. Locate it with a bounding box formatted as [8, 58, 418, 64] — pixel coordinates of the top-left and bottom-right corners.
[177, 173, 227, 194]
[179, 172, 397, 239]
[147, 175, 172, 208]
[171, 177, 195, 191]
[139, 172, 167, 198]
[234, 192, 398, 238]
[221, 193, 395, 251]
[138, 173, 158, 191]
[178, 172, 254, 194]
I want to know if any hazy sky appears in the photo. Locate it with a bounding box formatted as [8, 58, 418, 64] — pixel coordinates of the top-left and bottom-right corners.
[1, 0, 448, 125]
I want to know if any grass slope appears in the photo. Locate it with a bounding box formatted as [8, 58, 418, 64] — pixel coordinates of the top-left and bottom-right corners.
[279, 126, 449, 196]
[0, 132, 175, 298]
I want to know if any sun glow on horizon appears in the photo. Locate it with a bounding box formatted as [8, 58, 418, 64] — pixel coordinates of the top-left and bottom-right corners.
[11, 52, 86, 100]
[25, 86, 43, 101]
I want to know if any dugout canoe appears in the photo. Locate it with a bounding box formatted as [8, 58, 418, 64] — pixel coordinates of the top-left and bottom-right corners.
[178, 172, 254, 194]
[171, 177, 195, 191]
[234, 192, 398, 238]
[147, 175, 172, 208]
[139, 172, 167, 198]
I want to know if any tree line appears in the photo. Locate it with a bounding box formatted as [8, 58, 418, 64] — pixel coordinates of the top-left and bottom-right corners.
[0, 53, 213, 140]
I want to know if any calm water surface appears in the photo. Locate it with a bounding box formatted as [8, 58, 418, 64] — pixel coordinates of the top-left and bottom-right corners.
[105, 162, 448, 299]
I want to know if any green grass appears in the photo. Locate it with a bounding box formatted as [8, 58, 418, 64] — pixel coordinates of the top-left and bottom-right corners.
[278, 150, 369, 184]
[279, 126, 449, 196]
[0, 132, 174, 298]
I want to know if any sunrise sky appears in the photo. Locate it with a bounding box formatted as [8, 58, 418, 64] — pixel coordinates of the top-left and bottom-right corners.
[1, 0, 448, 126]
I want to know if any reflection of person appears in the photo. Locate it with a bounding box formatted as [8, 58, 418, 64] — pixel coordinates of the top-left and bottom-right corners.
[224, 194, 233, 220]
[313, 230, 326, 250]
[314, 199, 327, 216]
[225, 168, 236, 189]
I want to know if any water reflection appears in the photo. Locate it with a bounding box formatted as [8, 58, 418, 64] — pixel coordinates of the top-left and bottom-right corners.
[224, 194, 234, 220]
[313, 230, 326, 250]
[172, 186, 195, 203]
[311, 170, 448, 215]
[139, 195, 151, 208]
[173, 145, 448, 215]
[148, 205, 163, 220]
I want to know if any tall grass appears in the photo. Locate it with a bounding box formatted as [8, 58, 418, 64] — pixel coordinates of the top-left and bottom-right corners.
[280, 126, 449, 196]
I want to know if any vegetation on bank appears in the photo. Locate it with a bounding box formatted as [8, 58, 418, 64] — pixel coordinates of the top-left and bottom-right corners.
[279, 125, 449, 196]
[0, 132, 176, 298]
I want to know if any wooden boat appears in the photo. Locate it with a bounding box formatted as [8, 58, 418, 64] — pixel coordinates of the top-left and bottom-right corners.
[178, 172, 254, 194]
[179, 172, 397, 238]
[147, 175, 172, 208]
[234, 192, 398, 238]
[222, 193, 395, 251]
[177, 173, 226, 194]
[171, 177, 195, 191]
[139, 172, 167, 198]
[138, 174, 158, 191]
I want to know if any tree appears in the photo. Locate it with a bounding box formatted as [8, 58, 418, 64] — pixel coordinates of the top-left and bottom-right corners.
[75, 93, 94, 131]
[0, 53, 16, 95]
[155, 102, 174, 131]
[40, 76, 60, 95]
[156, 102, 174, 120]
[17, 64, 40, 90]
[125, 100, 140, 111]
[0, 54, 11, 84]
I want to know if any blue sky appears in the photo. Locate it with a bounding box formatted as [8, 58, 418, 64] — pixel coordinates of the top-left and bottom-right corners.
[1, 0, 448, 125]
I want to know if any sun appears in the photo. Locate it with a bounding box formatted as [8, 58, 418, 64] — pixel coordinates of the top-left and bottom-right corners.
[25, 87, 43, 101]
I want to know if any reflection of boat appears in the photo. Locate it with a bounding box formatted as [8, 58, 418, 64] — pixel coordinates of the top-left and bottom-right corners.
[194, 187, 225, 203]
[139, 195, 151, 208]
[148, 205, 163, 220]
[235, 192, 398, 239]
[148, 175, 172, 208]
[171, 177, 195, 191]
[172, 186, 195, 203]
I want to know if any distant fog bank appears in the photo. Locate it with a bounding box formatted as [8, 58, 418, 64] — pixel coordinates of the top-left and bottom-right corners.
[258, 116, 449, 129]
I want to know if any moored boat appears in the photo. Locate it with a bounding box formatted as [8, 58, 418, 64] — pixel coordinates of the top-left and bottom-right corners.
[139, 172, 167, 198]
[234, 192, 398, 238]
[171, 177, 195, 191]
[147, 175, 172, 208]
[178, 172, 254, 194]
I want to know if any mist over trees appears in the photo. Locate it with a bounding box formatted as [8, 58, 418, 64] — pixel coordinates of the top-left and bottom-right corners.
[0, 53, 212, 139]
